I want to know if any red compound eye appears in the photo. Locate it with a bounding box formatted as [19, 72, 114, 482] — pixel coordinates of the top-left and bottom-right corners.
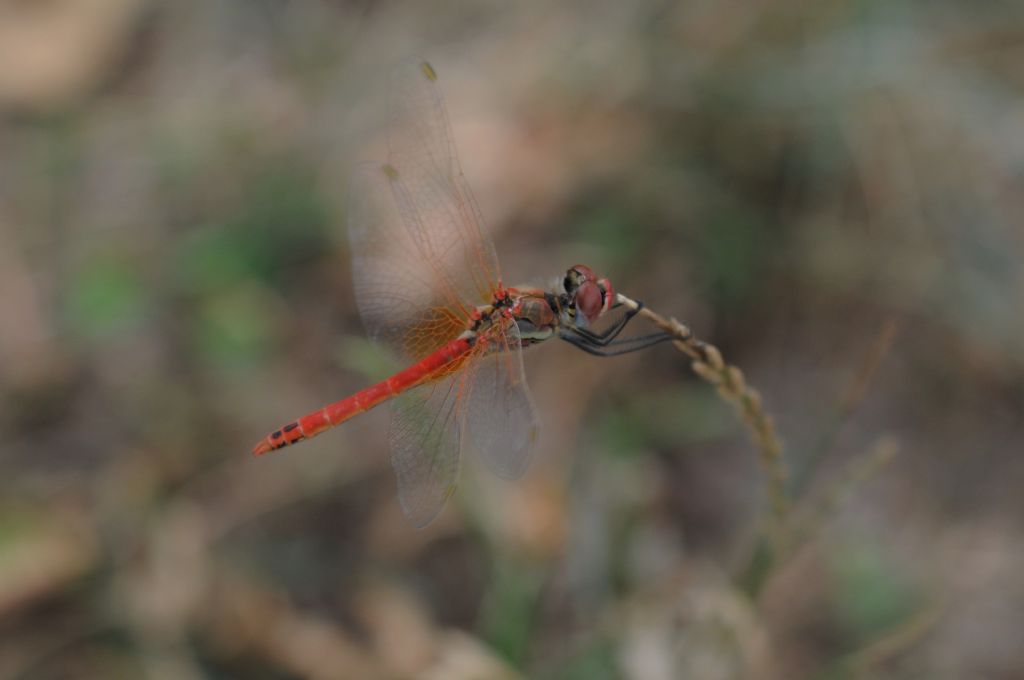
[576, 281, 604, 323]
[572, 264, 596, 280]
[597, 277, 614, 315]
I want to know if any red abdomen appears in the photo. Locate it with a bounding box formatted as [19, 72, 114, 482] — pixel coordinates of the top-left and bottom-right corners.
[251, 337, 472, 455]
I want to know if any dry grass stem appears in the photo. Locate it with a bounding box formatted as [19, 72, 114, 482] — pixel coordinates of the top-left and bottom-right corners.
[794, 318, 900, 496]
[842, 601, 944, 677]
[840, 319, 899, 416]
[615, 294, 789, 530]
[789, 436, 900, 554]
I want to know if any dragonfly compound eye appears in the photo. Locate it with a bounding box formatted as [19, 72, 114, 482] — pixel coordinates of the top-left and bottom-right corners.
[565, 264, 597, 293]
[597, 277, 614, 315]
[576, 281, 604, 324]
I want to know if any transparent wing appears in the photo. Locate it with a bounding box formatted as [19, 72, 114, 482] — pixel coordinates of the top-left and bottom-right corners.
[388, 371, 467, 527]
[464, 321, 540, 480]
[353, 61, 534, 525]
[348, 60, 502, 362]
[388, 60, 500, 302]
[348, 163, 465, 359]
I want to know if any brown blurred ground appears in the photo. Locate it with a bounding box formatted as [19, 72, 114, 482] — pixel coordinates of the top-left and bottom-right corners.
[2, 1, 1024, 678]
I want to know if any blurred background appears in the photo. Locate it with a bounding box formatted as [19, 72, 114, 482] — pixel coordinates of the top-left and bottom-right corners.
[2, 1, 1023, 678]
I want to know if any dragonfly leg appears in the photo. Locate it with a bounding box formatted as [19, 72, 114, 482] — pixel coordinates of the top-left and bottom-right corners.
[573, 301, 645, 345]
[559, 328, 673, 357]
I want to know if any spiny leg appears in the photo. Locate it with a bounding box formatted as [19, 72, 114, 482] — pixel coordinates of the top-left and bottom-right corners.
[559, 328, 674, 357]
[572, 301, 646, 346]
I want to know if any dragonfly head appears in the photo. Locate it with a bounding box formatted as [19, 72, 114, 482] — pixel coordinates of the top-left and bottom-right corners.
[564, 264, 614, 326]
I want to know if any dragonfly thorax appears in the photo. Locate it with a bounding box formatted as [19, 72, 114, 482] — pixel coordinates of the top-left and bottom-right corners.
[509, 294, 559, 345]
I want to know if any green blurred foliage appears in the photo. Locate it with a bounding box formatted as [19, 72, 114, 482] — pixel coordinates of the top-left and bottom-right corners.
[194, 284, 276, 365]
[65, 256, 147, 338]
[697, 198, 773, 313]
[171, 155, 332, 295]
[599, 386, 735, 456]
[831, 538, 920, 642]
[481, 556, 545, 665]
[546, 639, 619, 680]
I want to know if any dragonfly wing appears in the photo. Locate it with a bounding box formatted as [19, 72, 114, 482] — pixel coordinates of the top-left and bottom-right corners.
[347, 61, 502, 362]
[348, 163, 464, 360]
[388, 60, 500, 306]
[388, 371, 466, 527]
[464, 321, 540, 480]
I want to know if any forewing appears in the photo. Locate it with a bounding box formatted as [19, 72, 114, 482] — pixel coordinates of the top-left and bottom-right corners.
[388, 60, 500, 306]
[464, 321, 540, 480]
[346, 61, 502, 362]
[388, 371, 467, 527]
[348, 163, 465, 359]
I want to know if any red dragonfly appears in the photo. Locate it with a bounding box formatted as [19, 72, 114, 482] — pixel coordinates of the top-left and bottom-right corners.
[253, 61, 669, 526]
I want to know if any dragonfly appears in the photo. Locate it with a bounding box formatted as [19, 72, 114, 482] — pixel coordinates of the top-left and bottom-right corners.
[252, 61, 671, 527]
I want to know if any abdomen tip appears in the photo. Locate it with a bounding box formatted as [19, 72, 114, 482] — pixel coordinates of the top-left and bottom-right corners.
[252, 440, 273, 456]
